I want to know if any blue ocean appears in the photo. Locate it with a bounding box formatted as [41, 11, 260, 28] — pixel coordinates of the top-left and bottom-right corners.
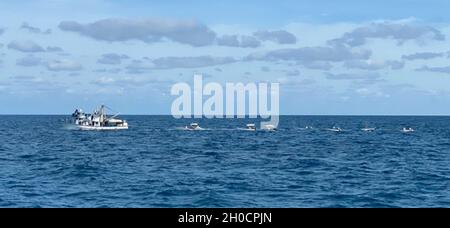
[0, 115, 449, 207]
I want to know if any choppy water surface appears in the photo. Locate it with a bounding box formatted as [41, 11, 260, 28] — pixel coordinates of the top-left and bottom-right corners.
[0, 115, 449, 207]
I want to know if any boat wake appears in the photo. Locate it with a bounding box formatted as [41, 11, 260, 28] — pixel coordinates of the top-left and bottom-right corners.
[237, 128, 257, 131]
[175, 126, 208, 131]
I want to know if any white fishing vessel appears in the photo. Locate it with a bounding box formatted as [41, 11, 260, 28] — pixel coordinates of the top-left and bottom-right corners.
[401, 127, 415, 133]
[361, 127, 376, 132]
[263, 124, 277, 131]
[71, 105, 128, 130]
[185, 123, 203, 130]
[327, 126, 343, 132]
[361, 122, 375, 132]
[245, 124, 257, 131]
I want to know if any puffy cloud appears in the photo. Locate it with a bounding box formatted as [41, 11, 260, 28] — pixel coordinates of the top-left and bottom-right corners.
[415, 66, 450, 74]
[329, 22, 445, 47]
[125, 56, 236, 73]
[240, 36, 261, 48]
[216, 35, 240, 47]
[16, 55, 42, 67]
[344, 60, 404, 70]
[253, 30, 297, 44]
[93, 68, 122, 74]
[355, 88, 390, 98]
[302, 61, 333, 70]
[125, 60, 153, 74]
[217, 35, 261, 48]
[152, 56, 236, 69]
[246, 46, 371, 68]
[402, 52, 445, 60]
[20, 22, 51, 34]
[97, 53, 129, 65]
[325, 72, 381, 81]
[93, 76, 171, 88]
[46, 46, 64, 52]
[58, 18, 217, 47]
[246, 45, 372, 70]
[13, 75, 41, 81]
[386, 60, 405, 70]
[7, 40, 45, 52]
[46, 59, 82, 71]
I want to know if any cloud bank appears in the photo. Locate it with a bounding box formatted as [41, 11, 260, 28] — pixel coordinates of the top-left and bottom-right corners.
[59, 18, 217, 47]
[329, 22, 445, 47]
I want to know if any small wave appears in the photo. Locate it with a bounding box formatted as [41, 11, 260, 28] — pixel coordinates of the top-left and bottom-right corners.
[175, 127, 211, 131]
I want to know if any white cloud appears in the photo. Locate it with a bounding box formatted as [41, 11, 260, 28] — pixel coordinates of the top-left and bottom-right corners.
[46, 46, 64, 52]
[7, 40, 45, 52]
[59, 18, 217, 47]
[47, 59, 82, 71]
[329, 22, 445, 47]
[216, 35, 261, 48]
[126, 56, 236, 73]
[97, 53, 129, 65]
[416, 65, 450, 74]
[20, 22, 51, 34]
[355, 88, 390, 98]
[16, 55, 42, 67]
[253, 30, 297, 44]
[402, 52, 446, 60]
[325, 72, 382, 81]
[344, 59, 404, 70]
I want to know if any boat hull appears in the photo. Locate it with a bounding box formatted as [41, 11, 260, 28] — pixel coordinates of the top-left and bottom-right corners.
[76, 125, 128, 131]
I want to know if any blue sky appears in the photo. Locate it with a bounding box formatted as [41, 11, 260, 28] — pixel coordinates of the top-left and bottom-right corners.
[1, 0, 450, 114]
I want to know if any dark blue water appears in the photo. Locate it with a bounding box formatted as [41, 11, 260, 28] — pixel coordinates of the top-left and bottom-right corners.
[0, 115, 449, 207]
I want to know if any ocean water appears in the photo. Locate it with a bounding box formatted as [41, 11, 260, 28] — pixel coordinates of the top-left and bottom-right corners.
[0, 115, 449, 208]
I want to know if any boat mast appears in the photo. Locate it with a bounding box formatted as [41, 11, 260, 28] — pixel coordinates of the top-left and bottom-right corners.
[100, 105, 106, 126]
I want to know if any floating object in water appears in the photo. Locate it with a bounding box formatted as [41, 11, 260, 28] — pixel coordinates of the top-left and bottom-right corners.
[361, 127, 376, 132]
[71, 105, 128, 130]
[185, 123, 203, 130]
[304, 126, 313, 130]
[401, 127, 415, 133]
[263, 124, 277, 131]
[246, 123, 256, 131]
[327, 126, 343, 132]
[361, 122, 375, 132]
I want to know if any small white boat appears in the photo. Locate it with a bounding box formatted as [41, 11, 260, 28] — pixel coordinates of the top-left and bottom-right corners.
[304, 126, 313, 130]
[327, 126, 343, 132]
[245, 124, 257, 131]
[263, 124, 277, 131]
[361, 127, 376, 132]
[72, 105, 128, 130]
[361, 122, 375, 132]
[185, 123, 203, 130]
[401, 127, 415, 133]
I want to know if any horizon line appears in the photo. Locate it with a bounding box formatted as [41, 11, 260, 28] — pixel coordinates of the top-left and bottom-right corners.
[3, 114, 450, 117]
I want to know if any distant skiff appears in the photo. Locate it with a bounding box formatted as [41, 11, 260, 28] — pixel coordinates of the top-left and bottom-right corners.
[71, 105, 128, 130]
